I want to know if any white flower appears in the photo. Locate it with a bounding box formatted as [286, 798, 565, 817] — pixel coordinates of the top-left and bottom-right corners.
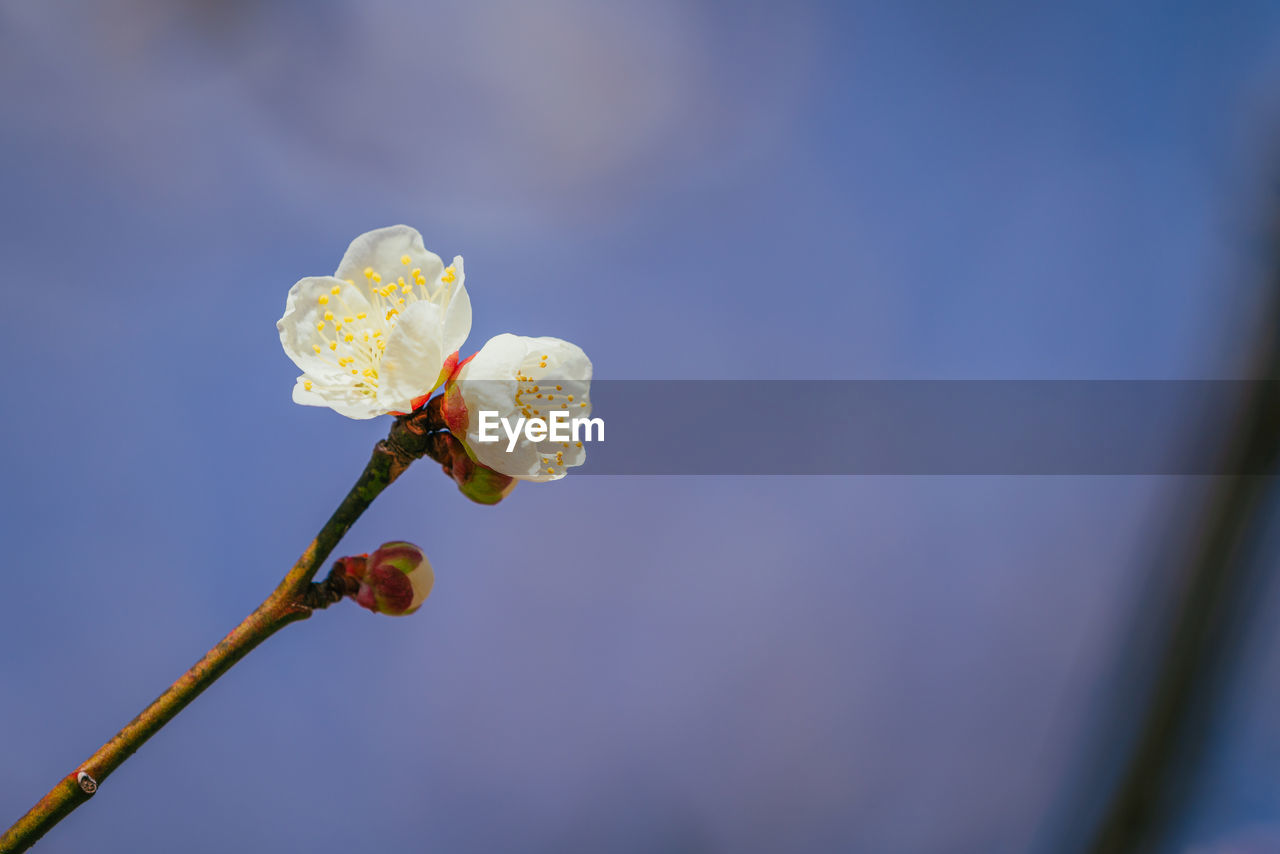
[444, 334, 593, 482]
[278, 225, 472, 419]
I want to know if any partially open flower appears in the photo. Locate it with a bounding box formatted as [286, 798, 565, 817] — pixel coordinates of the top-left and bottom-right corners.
[278, 226, 471, 418]
[441, 334, 593, 481]
[334, 541, 433, 616]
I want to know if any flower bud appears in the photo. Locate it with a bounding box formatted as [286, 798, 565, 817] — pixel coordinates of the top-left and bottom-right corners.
[431, 431, 517, 505]
[334, 541, 433, 616]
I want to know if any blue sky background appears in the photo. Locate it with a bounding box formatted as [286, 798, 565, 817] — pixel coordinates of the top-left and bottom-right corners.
[4, 1, 1280, 852]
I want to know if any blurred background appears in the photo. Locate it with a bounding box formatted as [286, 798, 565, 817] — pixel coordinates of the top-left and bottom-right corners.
[4, 1, 1280, 852]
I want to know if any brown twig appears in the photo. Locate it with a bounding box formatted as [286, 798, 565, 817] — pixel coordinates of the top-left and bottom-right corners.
[0, 404, 449, 853]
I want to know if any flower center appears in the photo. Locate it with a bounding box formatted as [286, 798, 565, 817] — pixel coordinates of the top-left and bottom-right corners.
[511, 354, 590, 477]
[305, 258, 457, 400]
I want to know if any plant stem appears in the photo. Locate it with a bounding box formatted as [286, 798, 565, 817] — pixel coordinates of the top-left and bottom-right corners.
[0, 406, 448, 854]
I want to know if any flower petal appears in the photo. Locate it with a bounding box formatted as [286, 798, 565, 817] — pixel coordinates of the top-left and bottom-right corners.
[292, 376, 329, 407]
[441, 255, 472, 355]
[335, 225, 446, 295]
[278, 276, 376, 375]
[378, 301, 446, 412]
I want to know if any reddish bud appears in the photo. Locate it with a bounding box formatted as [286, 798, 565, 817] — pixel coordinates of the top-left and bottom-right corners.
[335, 541, 433, 616]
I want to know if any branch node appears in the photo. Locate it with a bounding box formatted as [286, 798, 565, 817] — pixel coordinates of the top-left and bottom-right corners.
[75, 772, 96, 796]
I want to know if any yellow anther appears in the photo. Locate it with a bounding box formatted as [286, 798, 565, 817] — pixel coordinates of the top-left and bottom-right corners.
[547, 395, 554, 400]
[318, 295, 329, 305]
[373, 330, 382, 337]
[363, 267, 374, 278]
[402, 285, 413, 294]
[400, 254, 412, 265]
[580, 402, 587, 407]
[532, 386, 539, 392]
[344, 333, 354, 342]
[343, 316, 353, 323]
[323, 311, 334, 321]
[351, 369, 358, 375]
[556, 385, 563, 391]
[536, 393, 543, 399]
[312, 344, 322, 354]
[576, 442, 583, 448]
[546, 467, 555, 474]
[541, 354, 549, 360]
[356, 312, 366, 319]
[331, 284, 341, 295]
[441, 266, 456, 283]
[304, 381, 312, 391]
[371, 273, 381, 283]
[539, 362, 547, 369]
[377, 340, 386, 350]
[363, 368, 377, 378]
[567, 395, 574, 402]
[316, 322, 325, 331]
[329, 342, 337, 351]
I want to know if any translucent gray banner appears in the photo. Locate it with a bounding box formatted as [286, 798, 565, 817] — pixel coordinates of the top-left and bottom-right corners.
[509, 380, 1280, 475]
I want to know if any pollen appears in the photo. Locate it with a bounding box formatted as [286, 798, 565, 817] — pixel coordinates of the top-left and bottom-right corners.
[356, 312, 366, 319]
[304, 381, 312, 391]
[567, 395, 574, 402]
[363, 267, 374, 278]
[371, 272, 381, 283]
[331, 284, 341, 295]
[401, 254, 412, 265]
[316, 322, 325, 331]
[441, 266, 457, 284]
[318, 295, 329, 306]
[329, 342, 337, 351]
[344, 333, 354, 342]
[556, 385, 563, 391]
[313, 344, 322, 354]
[323, 311, 334, 321]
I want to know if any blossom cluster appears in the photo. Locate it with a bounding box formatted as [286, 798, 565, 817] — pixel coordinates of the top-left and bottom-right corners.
[278, 226, 593, 490]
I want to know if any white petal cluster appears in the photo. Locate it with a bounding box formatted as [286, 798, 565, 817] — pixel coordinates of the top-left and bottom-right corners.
[451, 334, 593, 481]
[278, 226, 471, 418]
[280, 228, 593, 485]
